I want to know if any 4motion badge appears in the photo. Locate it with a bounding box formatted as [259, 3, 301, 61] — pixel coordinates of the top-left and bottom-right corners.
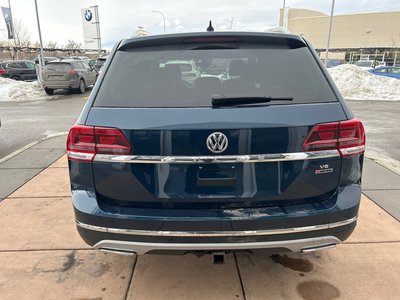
[315, 164, 334, 174]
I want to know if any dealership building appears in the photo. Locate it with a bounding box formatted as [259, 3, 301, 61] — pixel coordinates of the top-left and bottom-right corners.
[279, 8, 400, 65]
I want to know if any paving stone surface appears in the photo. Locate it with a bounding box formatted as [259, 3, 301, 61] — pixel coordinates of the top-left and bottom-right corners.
[0, 197, 87, 250]
[236, 242, 400, 300]
[9, 167, 70, 198]
[0, 250, 135, 300]
[363, 189, 400, 221]
[0, 168, 42, 198]
[127, 253, 244, 300]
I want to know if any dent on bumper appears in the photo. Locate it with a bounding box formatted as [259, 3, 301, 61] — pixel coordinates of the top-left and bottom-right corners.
[71, 184, 361, 252]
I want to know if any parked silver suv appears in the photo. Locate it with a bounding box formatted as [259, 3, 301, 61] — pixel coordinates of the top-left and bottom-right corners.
[41, 59, 97, 95]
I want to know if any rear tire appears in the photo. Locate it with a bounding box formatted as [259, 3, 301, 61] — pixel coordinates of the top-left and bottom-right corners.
[78, 79, 86, 94]
[44, 87, 54, 95]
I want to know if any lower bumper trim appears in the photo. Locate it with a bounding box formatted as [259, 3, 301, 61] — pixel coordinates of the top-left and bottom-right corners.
[94, 236, 342, 255]
[76, 216, 357, 237]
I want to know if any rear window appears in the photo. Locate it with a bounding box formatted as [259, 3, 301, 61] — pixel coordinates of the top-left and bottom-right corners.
[45, 63, 72, 72]
[6, 62, 27, 69]
[94, 43, 337, 108]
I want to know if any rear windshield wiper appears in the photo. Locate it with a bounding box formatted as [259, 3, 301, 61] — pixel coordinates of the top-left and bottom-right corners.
[211, 95, 293, 107]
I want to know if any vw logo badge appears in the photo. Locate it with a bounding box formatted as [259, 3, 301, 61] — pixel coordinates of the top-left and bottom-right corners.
[207, 132, 228, 154]
[84, 9, 93, 21]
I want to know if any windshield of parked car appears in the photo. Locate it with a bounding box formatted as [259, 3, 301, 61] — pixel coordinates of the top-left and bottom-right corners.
[94, 43, 337, 107]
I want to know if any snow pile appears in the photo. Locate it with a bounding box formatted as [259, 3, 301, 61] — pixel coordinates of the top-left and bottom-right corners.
[328, 64, 400, 101]
[0, 77, 46, 101]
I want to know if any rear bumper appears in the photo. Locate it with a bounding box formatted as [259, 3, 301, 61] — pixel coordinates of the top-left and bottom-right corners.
[71, 184, 361, 254]
[77, 218, 355, 254]
[42, 79, 79, 89]
[93, 236, 342, 255]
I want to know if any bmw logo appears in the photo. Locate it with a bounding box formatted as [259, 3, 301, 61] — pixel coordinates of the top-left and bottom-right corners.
[84, 9, 92, 21]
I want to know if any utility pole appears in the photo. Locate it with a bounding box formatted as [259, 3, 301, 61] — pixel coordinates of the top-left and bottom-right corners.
[325, 0, 335, 67]
[34, 0, 44, 83]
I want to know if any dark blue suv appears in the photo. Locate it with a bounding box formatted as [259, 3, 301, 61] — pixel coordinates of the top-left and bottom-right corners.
[67, 32, 365, 255]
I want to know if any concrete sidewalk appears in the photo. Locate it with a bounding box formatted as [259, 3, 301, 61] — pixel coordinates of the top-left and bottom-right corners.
[0, 136, 399, 299]
[0, 135, 67, 202]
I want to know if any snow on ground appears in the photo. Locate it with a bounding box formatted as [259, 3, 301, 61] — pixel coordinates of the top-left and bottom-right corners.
[0, 77, 46, 102]
[328, 64, 400, 101]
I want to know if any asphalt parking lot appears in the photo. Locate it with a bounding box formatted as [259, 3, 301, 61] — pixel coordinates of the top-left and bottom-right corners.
[0, 91, 88, 159]
[0, 136, 399, 299]
[346, 100, 400, 161]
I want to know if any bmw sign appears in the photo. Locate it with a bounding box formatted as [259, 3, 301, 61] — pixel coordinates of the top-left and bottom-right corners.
[84, 9, 92, 22]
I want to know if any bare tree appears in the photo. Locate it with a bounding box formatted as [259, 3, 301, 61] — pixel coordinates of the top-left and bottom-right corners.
[64, 39, 82, 50]
[222, 17, 239, 31]
[46, 41, 58, 50]
[13, 19, 31, 48]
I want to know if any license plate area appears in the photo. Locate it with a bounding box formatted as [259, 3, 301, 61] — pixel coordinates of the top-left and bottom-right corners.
[196, 166, 237, 187]
[49, 75, 65, 80]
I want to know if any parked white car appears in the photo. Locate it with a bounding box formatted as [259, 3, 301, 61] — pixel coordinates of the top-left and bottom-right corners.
[354, 60, 386, 70]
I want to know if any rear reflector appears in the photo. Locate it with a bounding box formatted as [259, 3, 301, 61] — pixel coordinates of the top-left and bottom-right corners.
[66, 124, 132, 162]
[303, 119, 365, 157]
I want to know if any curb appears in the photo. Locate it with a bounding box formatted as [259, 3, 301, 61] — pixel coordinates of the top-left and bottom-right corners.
[365, 150, 400, 176]
[0, 132, 68, 165]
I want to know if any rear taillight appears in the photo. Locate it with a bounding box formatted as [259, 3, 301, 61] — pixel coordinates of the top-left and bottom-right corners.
[303, 118, 365, 157]
[67, 69, 77, 75]
[0, 69, 8, 75]
[66, 124, 132, 162]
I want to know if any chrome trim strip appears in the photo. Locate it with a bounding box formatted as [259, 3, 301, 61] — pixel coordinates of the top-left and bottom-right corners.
[76, 216, 357, 237]
[67, 151, 94, 161]
[93, 150, 340, 164]
[94, 236, 342, 254]
[340, 145, 365, 156]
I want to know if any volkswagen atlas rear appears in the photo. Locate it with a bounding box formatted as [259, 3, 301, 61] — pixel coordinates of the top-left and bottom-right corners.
[67, 32, 365, 255]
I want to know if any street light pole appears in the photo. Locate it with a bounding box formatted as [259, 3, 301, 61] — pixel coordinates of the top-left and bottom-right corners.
[152, 10, 166, 33]
[280, 0, 286, 27]
[325, 0, 335, 67]
[34, 0, 44, 83]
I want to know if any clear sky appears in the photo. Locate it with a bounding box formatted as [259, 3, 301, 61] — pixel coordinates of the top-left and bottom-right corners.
[1, 0, 399, 49]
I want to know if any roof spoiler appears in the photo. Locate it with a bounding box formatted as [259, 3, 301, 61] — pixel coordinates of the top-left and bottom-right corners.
[118, 32, 306, 51]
